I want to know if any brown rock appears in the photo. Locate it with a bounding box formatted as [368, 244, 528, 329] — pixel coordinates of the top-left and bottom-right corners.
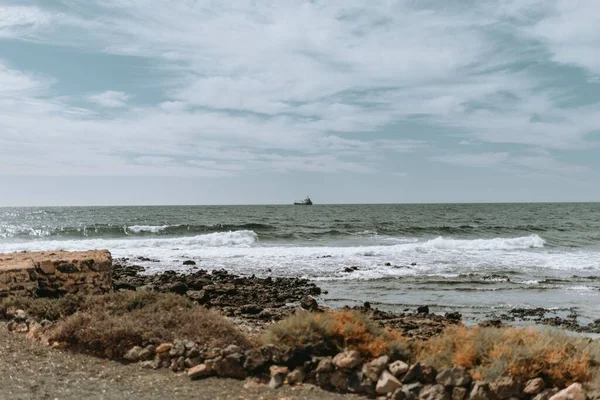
[490, 376, 523, 399]
[549, 383, 585, 400]
[377, 370, 403, 395]
[363, 355, 390, 381]
[524, 378, 546, 395]
[390, 360, 410, 377]
[188, 364, 212, 379]
[333, 350, 361, 369]
[330, 370, 350, 391]
[436, 367, 472, 387]
[469, 381, 491, 400]
[155, 343, 173, 354]
[287, 367, 306, 385]
[452, 387, 468, 400]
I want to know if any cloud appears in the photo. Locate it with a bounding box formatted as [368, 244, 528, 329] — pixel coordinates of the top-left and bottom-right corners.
[88, 91, 129, 108]
[0, 0, 599, 183]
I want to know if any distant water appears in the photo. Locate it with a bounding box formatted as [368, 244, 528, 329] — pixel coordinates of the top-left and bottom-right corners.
[1, 203, 600, 323]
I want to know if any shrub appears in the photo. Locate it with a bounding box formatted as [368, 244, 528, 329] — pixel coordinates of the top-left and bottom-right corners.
[417, 325, 599, 386]
[262, 310, 409, 360]
[44, 291, 250, 358]
[0, 294, 84, 321]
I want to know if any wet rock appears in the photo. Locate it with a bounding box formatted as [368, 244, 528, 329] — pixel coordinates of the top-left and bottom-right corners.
[168, 282, 188, 294]
[362, 355, 389, 381]
[490, 376, 522, 399]
[549, 383, 585, 400]
[376, 370, 403, 395]
[417, 305, 430, 314]
[419, 384, 450, 400]
[524, 378, 545, 395]
[183, 260, 196, 265]
[300, 296, 319, 311]
[333, 350, 362, 370]
[436, 367, 471, 387]
[445, 312, 462, 321]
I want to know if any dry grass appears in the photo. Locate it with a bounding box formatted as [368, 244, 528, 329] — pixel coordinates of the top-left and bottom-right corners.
[34, 292, 252, 359]
[417, 325, 600, 386]
[1, 294, 84, 321]
[262, 310, 410, 360]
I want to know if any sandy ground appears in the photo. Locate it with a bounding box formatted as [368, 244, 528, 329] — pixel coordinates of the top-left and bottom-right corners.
[0, 323, 353, 400]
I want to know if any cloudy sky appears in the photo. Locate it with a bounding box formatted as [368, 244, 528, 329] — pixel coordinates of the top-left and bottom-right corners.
[1, 0, 599, 206]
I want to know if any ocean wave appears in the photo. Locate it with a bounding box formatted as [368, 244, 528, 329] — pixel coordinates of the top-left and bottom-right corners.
[127, 225, 170, 234]
[416, 235, 545, 251]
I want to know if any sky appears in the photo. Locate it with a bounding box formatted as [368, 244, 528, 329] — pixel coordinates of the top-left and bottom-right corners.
[1, 0, 599, 206]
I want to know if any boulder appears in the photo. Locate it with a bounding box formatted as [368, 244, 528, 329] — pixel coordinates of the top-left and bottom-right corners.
[469, 381, 491, 400]
[123, 346, 144, 362]
[403, 363, 424, 384]
[333, 350, 361, 370]
[213, 354, 247, 379]
[452, 387, 468, 400]
[287, 367, 306, 385]
[330, 370, 350, 391]
[363, 355, 390, 381]
[316, 356, 334, 373]
[300, 296, 319, 311]
[243, 349, 267, 371]
[376, 370, 403, 395]
[549, 383, 585, 400]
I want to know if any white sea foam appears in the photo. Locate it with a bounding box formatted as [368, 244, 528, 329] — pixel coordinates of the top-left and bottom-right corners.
[127, 225, 170, 234]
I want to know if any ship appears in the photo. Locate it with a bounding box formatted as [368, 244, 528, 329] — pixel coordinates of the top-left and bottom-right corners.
[294, 196, 313, 205]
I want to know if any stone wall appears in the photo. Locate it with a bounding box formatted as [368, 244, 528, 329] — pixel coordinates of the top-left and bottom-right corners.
[0, 250, 112, 297]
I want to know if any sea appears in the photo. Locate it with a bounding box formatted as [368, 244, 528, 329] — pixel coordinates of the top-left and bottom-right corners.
[1, 203, 600, 324]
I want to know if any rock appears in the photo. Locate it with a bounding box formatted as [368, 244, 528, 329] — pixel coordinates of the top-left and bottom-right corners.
[534, 390, 558, 400]
[316, 372, 332, 389]
[524, 378, 546, 395]
[183, 260, 196, 265]
[188, 364, 212, 379]
[240, 304, 263, 315]
[376, 370, 403, 395]
[419, 384, 450, 400]
[390, 360, 410, 377]
[287, 367, 306, 385]
[168, 282, 188, 294]
[315, 356, 334, 373]
[124, 346, 144, 362]
[155, 343, 173, 354]
[452, 387, 468, 400]
[549, 383, 585, 400]
[436, 367, 471, 387]
[417, 305, 429, 314]
[243, 349, 267, 371]
[403, 363, 424, 384]
[403, 382, 424, 400]
[138, 347, 154, 361]
[169, 340, 186, 357]
[300, 296, 319, 311]
[422, 365, 437, 384]
[184, 357, 202, 368]
[469, 381, 491, 400]
[490, 376, 522, 399]
[363, 355, 390, 381]
[392, 388, 407, 400]
[333, 350, 362, 369]
[214, 354, 247, 379]
[445, 312, 462, 321]
[330, 370, 350, 391]
[222, 344, 242, 356]
[269, 374, 284, 389]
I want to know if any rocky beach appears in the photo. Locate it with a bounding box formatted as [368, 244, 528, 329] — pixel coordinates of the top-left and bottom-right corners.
[1, 249, 600, 399]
